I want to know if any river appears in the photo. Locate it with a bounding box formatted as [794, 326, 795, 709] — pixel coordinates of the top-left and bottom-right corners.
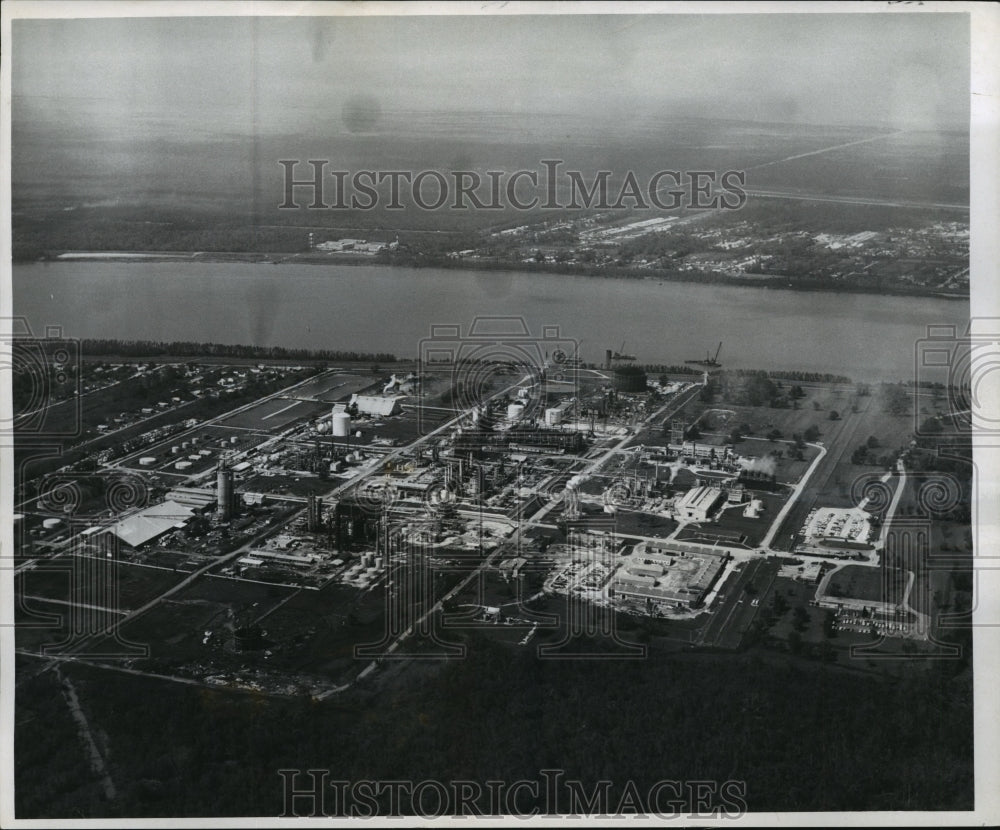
[13, 261, 968, 382]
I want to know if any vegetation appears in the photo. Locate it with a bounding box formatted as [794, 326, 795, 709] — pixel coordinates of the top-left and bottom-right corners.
[81, 339, 397, 364]
[16, 638, 972, 817]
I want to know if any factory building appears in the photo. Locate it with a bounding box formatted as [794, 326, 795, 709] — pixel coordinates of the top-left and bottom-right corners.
[675, 485, 725, 522]
[350, 394, 402, 417]
[670, 440, 733, 462]
[163, 487, 218, 512]
[612, 541, 727, 608]
[99, 500, 198, 549]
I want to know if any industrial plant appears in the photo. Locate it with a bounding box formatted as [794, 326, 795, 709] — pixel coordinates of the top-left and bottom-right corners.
[13, 337, 931, 703]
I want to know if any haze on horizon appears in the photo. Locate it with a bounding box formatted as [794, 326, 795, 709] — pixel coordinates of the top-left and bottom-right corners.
[13, 12, 970, 144]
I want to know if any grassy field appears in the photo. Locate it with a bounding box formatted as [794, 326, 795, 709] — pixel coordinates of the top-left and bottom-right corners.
[824, 564, 904, 604]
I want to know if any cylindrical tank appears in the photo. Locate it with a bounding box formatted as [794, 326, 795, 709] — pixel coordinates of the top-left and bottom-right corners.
[175, 460, 192, 470]
[332, 411, 351, 437]
[139, 456, 156, 466]
[217, 466, 234, 521]
[230, 436, 239, 445]
[507, 403, 525, 421]
[181, 441, 191, 450]
[42, 517, 62, 529]
[612, 366, 648, 393]
[544, 407, 563, 426]
[171, 446, 180, 454]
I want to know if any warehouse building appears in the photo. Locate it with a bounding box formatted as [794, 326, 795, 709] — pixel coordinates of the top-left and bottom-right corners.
[98, 500, 197, 549]
[350, 394, 402, 417]
[675, 485, 725, 522]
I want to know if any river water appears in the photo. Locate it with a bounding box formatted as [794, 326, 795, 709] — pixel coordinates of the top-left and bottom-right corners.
[13, 261, 968, 382]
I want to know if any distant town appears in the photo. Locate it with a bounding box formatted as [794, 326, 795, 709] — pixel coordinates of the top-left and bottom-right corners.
[39, 200, 969, 298]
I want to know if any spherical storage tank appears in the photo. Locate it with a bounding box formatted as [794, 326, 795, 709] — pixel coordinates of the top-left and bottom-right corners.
[332, 411, 351, 437]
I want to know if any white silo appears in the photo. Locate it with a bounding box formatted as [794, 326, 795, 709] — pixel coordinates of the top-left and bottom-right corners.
[332, 411, 351, 437]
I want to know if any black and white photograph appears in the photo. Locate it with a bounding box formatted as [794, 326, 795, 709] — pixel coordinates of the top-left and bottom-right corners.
[2, 1, 998, 825]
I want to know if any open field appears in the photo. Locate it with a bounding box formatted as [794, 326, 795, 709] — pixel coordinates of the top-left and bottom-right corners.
[286, 372, 380, 401]
[215, 397, 331, 431]
[824, 564, 894, 603]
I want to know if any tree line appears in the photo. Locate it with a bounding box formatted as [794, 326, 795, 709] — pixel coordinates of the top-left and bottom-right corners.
[81, 339, 397, 363]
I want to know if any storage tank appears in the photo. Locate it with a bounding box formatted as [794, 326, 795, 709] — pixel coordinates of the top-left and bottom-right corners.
[217, 466, 235, 521]
[332, 411, 351, 437]
[612, 366, 648, 393]
[181, 441, 191, 450]
[42, 518, 62, 530]
[138, 456, 156, 466]
[175, 460, 192, 470]
[507, 403, 525, 421]
[171, 446, 180, 455]
[544, 407, 563, 426]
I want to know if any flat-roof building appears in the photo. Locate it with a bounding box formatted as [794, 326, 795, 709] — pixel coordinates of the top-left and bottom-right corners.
[612, 540, 727, 608]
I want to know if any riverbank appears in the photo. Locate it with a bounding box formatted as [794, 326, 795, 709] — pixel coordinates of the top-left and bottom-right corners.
[24, 249, 970, 301]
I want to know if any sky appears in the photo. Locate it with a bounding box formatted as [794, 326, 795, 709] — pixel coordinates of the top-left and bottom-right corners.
[12, 11, 970, 141]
